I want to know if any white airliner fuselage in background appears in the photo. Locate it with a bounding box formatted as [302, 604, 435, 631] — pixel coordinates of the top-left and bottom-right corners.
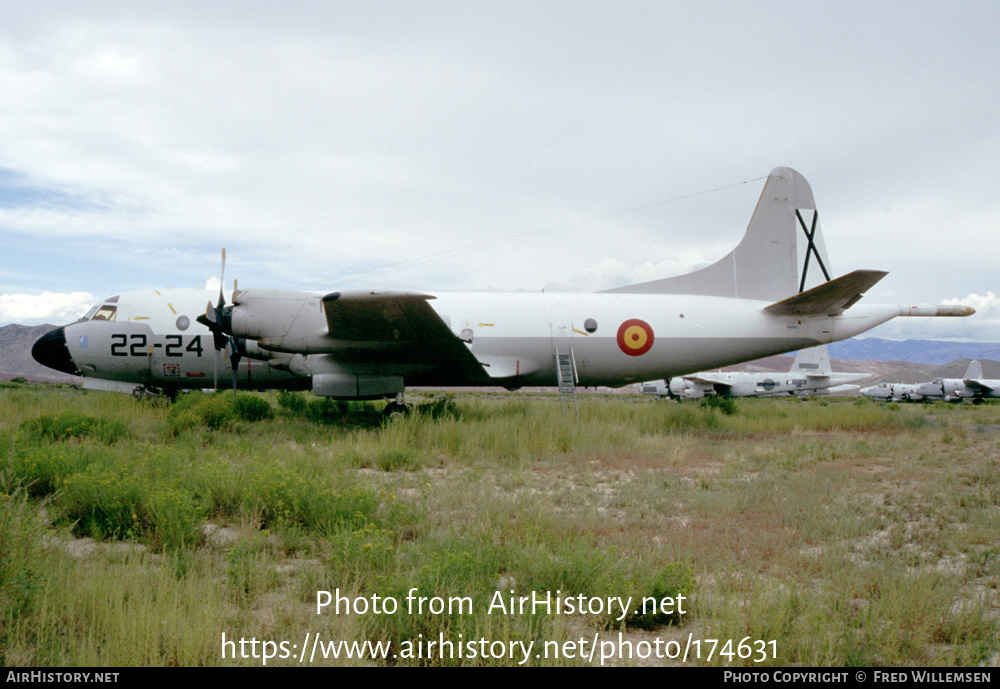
[32, 167, 975, 399]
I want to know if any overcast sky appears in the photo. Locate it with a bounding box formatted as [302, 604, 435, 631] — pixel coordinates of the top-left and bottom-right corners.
[1, 1, 997, 341]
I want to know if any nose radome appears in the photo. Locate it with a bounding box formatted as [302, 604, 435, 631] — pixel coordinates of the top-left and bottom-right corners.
[31, 327, 78, 376]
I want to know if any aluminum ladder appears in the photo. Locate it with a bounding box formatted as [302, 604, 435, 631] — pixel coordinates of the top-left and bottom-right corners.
[554, 346, 579, 419]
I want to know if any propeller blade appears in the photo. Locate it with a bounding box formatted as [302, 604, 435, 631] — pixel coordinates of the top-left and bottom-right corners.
[196, 299, 231, 351]
[196, 301, 215, 326]
[218, 248, 227, 309]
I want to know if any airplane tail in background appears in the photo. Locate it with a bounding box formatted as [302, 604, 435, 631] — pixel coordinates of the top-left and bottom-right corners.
[604, 167, 832, 300]
[791, 345, 832, 375]
[965, 360, 983, 379]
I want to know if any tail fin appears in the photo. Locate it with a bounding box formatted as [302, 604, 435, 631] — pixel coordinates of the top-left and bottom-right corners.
[964, 360, 983, 380]
[791, 345, 832, 374]
[603, 167, 832, 300]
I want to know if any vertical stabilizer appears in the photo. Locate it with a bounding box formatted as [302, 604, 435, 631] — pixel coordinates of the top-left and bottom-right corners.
[603, 167, 833, 300]
[964, 360, 983, 380]
[791, 345, 832, 374]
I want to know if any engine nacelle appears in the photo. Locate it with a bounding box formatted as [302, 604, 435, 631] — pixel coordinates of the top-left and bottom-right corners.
[238, 339, 292, 362]
[669, 379, 697, 398]
[941, 380, 966, 398]
[670, 379, 712, 399]
[916, 381, 943, 398]
[229, 289, 329, 353]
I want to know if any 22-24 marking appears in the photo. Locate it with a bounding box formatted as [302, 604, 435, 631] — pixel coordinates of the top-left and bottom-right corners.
[110, 334, 204, 358]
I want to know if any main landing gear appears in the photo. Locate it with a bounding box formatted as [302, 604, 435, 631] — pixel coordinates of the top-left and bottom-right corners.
[131, 385, 178, 402]
[382, 393, 412, 418]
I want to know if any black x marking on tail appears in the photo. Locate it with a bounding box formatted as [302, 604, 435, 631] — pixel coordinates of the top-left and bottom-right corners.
[796, 209, 832, 293]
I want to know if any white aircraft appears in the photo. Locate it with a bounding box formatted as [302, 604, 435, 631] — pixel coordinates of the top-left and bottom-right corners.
[862, 361, 1000, 403]
[638, 345, 870, 399]
[913, 361, 999, 402]
[32, 167, 974, 408]
[860, 382, 928, 402]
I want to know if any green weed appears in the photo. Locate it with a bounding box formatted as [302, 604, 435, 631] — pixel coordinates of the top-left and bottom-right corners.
[20, 411, 130, 444]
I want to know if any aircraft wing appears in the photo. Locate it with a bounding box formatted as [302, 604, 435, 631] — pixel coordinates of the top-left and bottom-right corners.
[765, 270, 888, 316]
[964, 379, 997, 395]
[804, 371, 870, 384]
[681, 374, 734, 392]
[321, 290, 490, 381]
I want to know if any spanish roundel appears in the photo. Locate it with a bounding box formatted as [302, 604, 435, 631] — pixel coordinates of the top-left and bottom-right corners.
[616, 319, 654, 356]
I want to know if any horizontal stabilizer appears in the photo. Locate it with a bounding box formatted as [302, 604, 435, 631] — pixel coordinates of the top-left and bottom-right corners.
[765, 270, 888, 317]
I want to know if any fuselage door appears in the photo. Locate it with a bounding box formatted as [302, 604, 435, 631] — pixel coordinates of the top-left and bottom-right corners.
[550, 304, 573, 353]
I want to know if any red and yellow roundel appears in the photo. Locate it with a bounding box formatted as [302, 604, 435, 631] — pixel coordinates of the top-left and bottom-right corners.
[617, 318, 655, 356]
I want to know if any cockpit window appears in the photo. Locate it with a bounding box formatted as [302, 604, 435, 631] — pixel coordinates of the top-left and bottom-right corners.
[90, 296, 120, 321]
[91, 304, 118, 321]
[83, 305, 100, 320]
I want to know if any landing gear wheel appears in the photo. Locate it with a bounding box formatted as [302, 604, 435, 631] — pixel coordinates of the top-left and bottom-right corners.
[382, 401, 411, 418]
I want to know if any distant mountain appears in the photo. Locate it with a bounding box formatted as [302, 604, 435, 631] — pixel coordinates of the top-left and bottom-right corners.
[827, 338, 1000, 365]
[0, 324, 80, 383]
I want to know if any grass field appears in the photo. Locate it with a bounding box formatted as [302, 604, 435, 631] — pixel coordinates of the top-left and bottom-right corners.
[1, 382, 998, 666]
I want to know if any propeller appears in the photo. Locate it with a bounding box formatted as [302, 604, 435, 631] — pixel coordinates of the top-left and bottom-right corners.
[196, 248, 241, 394]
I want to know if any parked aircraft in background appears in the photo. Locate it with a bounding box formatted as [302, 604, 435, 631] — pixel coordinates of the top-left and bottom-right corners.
[915, 361, 999, 402]
[862, 361, 999, 403]
[638, 345, 870, 399]
[915, 360, 1000, 402]
[860, 382, 927, 402]
[32, 167, 974, 408]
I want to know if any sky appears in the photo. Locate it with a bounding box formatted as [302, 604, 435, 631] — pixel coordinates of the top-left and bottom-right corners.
[1, 1, 997, 340]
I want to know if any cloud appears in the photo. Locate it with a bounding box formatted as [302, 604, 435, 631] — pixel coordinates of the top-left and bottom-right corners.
[0, 4, 997, 341]
[0, 291, 95, 326]
[943, 291, 1000, 339]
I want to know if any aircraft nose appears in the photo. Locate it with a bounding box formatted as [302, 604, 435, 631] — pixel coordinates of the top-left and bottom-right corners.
[31, 327, 79, 376]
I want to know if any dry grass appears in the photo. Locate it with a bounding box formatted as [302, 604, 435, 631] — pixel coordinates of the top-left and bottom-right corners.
[1, 386, 998, 666]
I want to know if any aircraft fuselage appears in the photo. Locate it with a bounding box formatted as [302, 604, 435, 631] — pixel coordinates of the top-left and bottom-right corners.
[37, 287, 904, 394]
